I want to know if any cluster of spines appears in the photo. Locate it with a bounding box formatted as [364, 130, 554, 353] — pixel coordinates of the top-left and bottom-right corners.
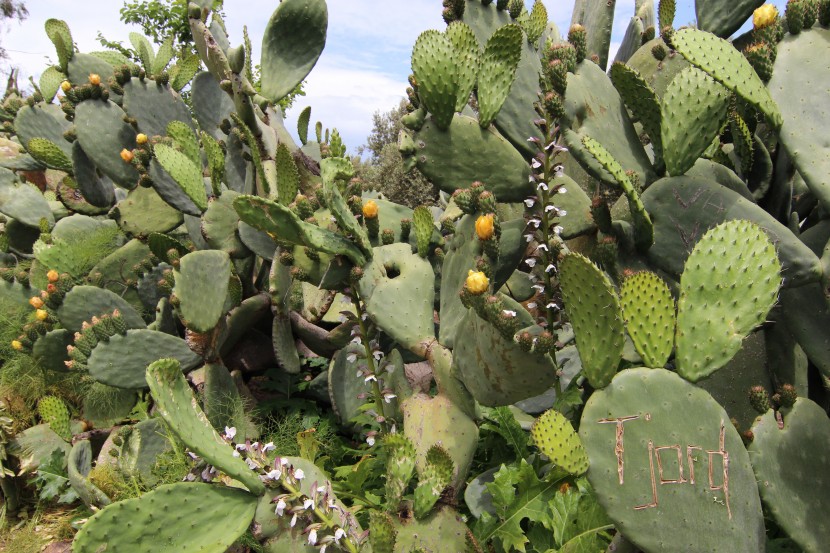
[65, 310, 128, 370]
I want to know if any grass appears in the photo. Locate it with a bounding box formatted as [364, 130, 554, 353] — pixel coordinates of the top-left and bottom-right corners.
[0, 503, 83, 553]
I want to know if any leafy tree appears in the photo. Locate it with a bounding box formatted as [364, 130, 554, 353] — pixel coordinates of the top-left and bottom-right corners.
[0, 0, 27, 60]
[356, 99, 437, 208]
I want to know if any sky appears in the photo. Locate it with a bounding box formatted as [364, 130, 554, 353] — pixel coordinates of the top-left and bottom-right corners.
[0, 0, 787, 154]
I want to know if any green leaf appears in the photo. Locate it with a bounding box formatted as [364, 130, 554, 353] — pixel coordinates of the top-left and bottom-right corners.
[550, 480, 614, 552]
[476, 460, 560, 552]
[480, 406, 529, 459]
[28, 448, 78, 504]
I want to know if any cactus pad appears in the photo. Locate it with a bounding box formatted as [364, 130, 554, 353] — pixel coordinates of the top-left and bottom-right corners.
[153, 144, 207, 212]
[72, 482, 257, 553]
[412, 30, 460, 130]
[74, 100, 139, 189]
[671, 28, 782, 129]
[38, 396, 71, 441]
[260, 0, 328, 103]
[559, 253, 624, 388]
[0, 169, 54, 229]
[26, 138, 73, 172]
[446, 22, 480, 112]
[580, 368, 764, 553]
[530, 408, 588, 475]
[173, 250, 231, 333]
[749, 398, 830, 553]
[393, 508, 470, 553]
[67, 440, 111, 508]
[146, 358, 266, 495]
[87, 329, 201, 389]
[477, 24, 523, 128]
[57, 286, 146, 333]
[675, 220, 781, 382]
[619, 271, 675, 368]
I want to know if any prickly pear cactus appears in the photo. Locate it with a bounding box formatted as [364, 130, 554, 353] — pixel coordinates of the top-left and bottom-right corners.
[580, 368, 765, 552]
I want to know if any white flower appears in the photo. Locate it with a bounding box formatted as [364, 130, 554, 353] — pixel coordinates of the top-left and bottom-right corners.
[536, 244, 548, 252]
[366, 436, 376, 446]
[263, 442, 276, 452]
[524, 198, 535, 208]
[320, 545, 327, 553]
[334, 528, 346, 542]
[545, 204, 556, 213]
[275, 498, 287, 516]
[531, 158, 542, 169]
[245, 458, 258, 469]
[303, 498, 314, 510]
[529, 218, 541, 228]
[502, 310, 517, 317]
[224, 426, 237, 440]
[364, 374, 378, 383]
[553, 225, 564, 235]
[559, 187, 567, 194]
[527, 302, 537, 309]
[545, 264, 557, 273]
[372, 350, 384, 361]
[317, 485, 327, 494]
[250, 442, 259, 450]
[346, 353, 358, 363]
[351, 336, 362, 345]
[532, 284, 545, 293]
[383, 393, 397, 403]
[290, 513, 298, 527]
[236, 443, 247, 451]
[525, 258, 537, 267]
[294, 468, 305, 480]
[266, 469, 282, 481]
[308, 529, 318, 545]
[232, 450, 240, 458]
[537, 182, 549, 191]
[525, 234, 535, 243]
[547, 302, 560, 310]
[557, 209, 568, 217]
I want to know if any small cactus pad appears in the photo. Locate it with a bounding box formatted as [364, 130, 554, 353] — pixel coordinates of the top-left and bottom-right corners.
[414, 445, 454, 519]
[609, 62, 663, 171]
[559, 253, 625, 388]
[477, 24, 523, 128]
[370, 511, 398, 553]
[153, 144, 207, 212]
[384, 434, 418, 509]
[445, 22, 480, 112]
[661, 66, 730, 176]
[392, 508, 470, 553]
[146, 358, 266, 495]
[412, 206, 434, 258]
[749, 398, 830, 553]
[38, 396, 71, 441]
[671, 28, 782, 128]
[530, 408, 588, 475]
[619, 271, 675, 368]
[72, 482, 257, 553]
[260, 0, 328, 103]
[173, 250, 231, 333]
[411, 30, 461, 130]
[580, 368, 764, 553]
[675, 220, 781, 382]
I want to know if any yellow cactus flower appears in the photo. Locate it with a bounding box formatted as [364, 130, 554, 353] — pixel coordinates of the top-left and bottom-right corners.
[60, 80, 71, 93]
[11, 340, 22, 351]
[466, 270, 489, 295]
[753, 4, 778, 29]
[29, 296, 44, 309]
[476, 214, 495, 240]
[120, 148, 134, 163]
[46, 269, 59, 283]
[88, 73, 101, 86]
[362, 200, 379, 219]
[35, 309, 48, 321]
[136, 133, 148, 145]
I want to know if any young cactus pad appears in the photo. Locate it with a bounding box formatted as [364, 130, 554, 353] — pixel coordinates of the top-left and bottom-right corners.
[619, 271, 675, 368]
[530, 408, 588, 475]
[675, 220, 781, 382]
[559, 253, 625, 388]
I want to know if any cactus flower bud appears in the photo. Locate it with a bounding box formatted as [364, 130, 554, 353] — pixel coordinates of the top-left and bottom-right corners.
[754, 4, 779, 28]
[120, 148, 134, 163]
[35, 309, 48, 321]
[29, 296, 44, 309]
[362, 200, 379, 219]
[11, 340, 22, 351]
[465, 270, 489, 295]
[46, 269, 59, 283]
[476, 214, 495, 240]
[88, 73, 101, 86]
[136, 133, 148, 145]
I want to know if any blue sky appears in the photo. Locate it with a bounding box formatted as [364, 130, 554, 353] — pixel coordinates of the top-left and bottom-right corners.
[0, 1, 787, 153]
